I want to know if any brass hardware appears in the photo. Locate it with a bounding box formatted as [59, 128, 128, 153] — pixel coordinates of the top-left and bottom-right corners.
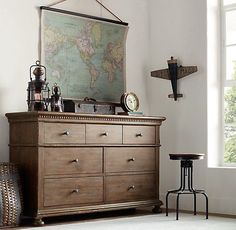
[72, 189, 80, 193]
[62, 131, 70, 136]
[128, 158, 135, 162]
[101, 132, 108, 136]
[136, 133, 143, 137]
[72, 159, 79, 163]
[128, 185, 135, 191]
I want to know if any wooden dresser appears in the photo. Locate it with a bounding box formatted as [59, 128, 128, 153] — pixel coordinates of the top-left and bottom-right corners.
[6, 112, 165, 225]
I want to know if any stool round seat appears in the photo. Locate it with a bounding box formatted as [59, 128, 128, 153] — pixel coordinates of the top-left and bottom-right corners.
[169, 153, 205, 161]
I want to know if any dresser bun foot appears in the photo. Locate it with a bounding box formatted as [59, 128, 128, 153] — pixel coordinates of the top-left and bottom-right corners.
[152, 201, 163, 213]
[33, 218, 45, 226]
[152, 206, 162, 213]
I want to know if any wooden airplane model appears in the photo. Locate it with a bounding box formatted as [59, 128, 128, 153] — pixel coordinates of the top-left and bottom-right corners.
[151, 57, 198, 101]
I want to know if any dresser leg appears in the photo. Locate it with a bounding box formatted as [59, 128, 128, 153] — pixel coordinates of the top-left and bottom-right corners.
[152, 201, 163, 213]
[33, 218, 45, 226]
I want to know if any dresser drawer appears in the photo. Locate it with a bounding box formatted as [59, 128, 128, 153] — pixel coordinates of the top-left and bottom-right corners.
[86, 124, 122, 144]
[105, 174, 156, 202]
[105, 147, 156, 173]
[44, 147, 103, 175]
[123, 126, 156, 144]
[44, 123, 85, 144]
[44, 177, 103, 207]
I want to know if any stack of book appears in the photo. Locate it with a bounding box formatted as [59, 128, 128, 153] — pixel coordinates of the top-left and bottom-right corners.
[117, 111, 144, 116]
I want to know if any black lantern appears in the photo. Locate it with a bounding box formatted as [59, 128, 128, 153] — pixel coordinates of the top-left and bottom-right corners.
[27, 60, 50, 111]
[51, 83, 63, 112]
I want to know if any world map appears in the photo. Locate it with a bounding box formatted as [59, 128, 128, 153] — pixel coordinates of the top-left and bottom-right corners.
[41, 10, 128, 102]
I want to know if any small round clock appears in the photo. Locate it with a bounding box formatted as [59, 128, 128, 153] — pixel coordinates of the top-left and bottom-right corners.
[120, 92, 139, 112]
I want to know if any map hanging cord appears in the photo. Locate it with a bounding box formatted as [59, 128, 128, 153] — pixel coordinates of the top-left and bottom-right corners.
[46, 0, 67, 7]
[41, 0, 125, 24]
[95, 0, 123, 22]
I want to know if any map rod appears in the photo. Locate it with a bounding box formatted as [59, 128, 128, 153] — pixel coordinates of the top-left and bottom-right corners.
[40, 6, 128, 26]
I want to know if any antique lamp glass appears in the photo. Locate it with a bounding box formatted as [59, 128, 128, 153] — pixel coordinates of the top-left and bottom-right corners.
[27, 60, 50, 111]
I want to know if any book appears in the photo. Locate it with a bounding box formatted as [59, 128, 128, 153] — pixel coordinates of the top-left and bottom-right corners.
[117, 111, 144, 116]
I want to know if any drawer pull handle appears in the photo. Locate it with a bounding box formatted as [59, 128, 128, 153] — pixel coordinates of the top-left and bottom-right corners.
[101, 132, 108, 136]
[62, 131, 70, 136]
[72, 189, 80, 193]
[136, 133, 143, 137]
[128, 185, 135, 191]
[128, 158, 135, 162]
[72, 159, 79, 163]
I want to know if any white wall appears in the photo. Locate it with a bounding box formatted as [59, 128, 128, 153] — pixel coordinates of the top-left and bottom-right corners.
[0, 0, 150, 160]
[148, 0, 236, 215]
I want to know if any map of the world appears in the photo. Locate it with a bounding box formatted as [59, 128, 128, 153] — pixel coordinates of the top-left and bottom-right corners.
[41, 10, 128, 102]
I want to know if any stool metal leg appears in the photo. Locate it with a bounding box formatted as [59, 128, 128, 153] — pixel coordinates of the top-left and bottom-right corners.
[176, 193, 180, 220]
[193, 191, 197, 215]
[182, 165, 186, 190]
[203, 193, 208, 219]
[189, 166, 197, 215]
[188, 166, 193, 191]
[166, 192, 169, 216]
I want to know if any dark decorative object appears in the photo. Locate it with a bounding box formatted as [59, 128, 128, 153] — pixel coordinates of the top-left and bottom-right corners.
[50, 83, 63, 112]
[166, 153, 208, 220]
[63, 98, 118, 115]
[27, 60, 50, 111]
[151, 57, 198, 101]
[0, 163, 23, 227]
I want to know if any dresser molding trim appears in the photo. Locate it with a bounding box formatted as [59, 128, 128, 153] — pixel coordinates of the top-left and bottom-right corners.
[6, 112, 166, 125]
[9, 144, 162, 148]
[36, 200, 162, 218]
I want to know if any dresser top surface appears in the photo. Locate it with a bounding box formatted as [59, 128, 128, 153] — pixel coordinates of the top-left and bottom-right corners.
[6, 111, 166, 125]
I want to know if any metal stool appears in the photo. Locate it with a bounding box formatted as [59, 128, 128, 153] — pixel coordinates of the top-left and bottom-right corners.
[166, 153, 208, 220]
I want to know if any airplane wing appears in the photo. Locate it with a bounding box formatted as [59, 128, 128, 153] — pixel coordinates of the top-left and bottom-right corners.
[151, 68, 170, 80]
[177, 66, 197, 79]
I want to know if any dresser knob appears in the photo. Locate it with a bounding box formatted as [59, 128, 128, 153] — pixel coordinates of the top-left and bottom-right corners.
[72, 189, 80, 193]
[101, 132, 108, 136]
[128, 158, 135, 162]
[136, 133, 143, 137]
[62, 131, 70, 136]
[72, 159, 79, 163]
[128, 185, 135, 191]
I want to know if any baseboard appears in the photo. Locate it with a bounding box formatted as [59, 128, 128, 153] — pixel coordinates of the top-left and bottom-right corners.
[164, 208, 236, 219]
[159, 193, 236, 217]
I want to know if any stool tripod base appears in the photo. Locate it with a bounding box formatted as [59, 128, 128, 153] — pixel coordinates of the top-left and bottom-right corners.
[166, 189, 208, 220]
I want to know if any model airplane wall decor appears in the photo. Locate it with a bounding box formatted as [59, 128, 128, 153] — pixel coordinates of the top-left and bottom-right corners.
[151, 57, 198, 101]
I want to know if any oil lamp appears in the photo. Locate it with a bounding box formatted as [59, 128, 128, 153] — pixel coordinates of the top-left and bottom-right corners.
[50, 83, 63, 112]
[27, 60, 50, 111]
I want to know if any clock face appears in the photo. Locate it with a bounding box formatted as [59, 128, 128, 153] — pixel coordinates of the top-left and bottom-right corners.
[121, 92, 139, 112]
